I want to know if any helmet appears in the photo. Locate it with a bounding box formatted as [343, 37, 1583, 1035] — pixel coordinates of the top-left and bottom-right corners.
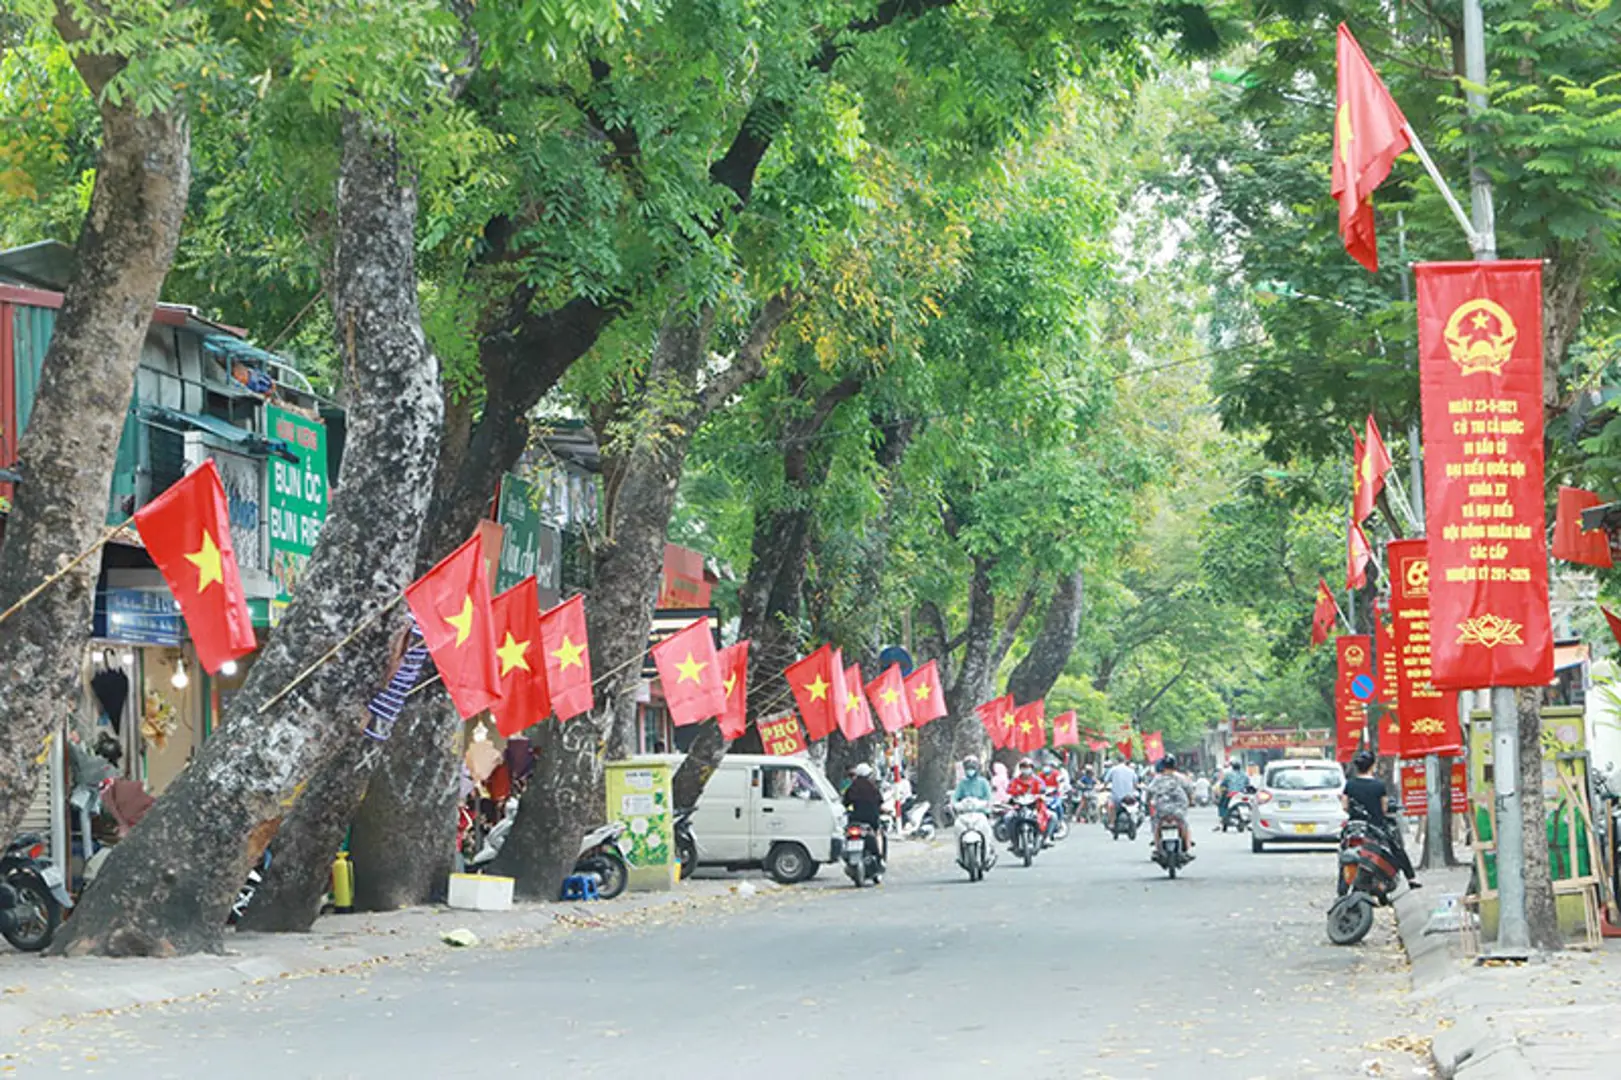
[962, 757, 981, 773]
[1229, 760, 1242, 770]
[1017, 758, 1034, 771]
[1352, 749, 1376, 773]
[853, 763, 874, 779]
[1155, 754, 1176, 772]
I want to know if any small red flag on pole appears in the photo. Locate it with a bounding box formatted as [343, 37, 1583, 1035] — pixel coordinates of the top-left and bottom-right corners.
[489, 576, 549, 737]
[538, 594, 593, 721]
[134, 460, 257, 674]
[903, 660, 948, 726]
[840, 663, 876, 740]
[404, 532, 503, 719]
[1311, 578, 1338, 647]
[1011, 699, 1045, 754]
[717, 641, 749, 739]
[976, 695, 1013, 747]
[1051, 711, 1080, 748]
[785, 644, 844, 742]
[865, 664, 914, 733]
[1332, 23, 1412, 271]
[1552, 486, 1612, 567]
[1347, 517, 1374, 591]
[652, 618, 726, 726]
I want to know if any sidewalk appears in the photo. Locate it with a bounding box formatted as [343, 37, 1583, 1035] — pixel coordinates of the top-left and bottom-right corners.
[1394, 864, 1621, 1078]
[0, 862, 859, 1038]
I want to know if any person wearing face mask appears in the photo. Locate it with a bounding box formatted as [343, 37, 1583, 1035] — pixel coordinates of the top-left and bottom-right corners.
[954, 756, 994, 803]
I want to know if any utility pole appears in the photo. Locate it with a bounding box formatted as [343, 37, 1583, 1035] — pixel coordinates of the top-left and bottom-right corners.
[1461, 0, 1528, 954]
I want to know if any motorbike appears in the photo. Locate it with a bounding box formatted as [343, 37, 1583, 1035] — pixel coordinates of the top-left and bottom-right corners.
[1110, 794, 1140, 841]
[468, 804, 630, 900]
[1003, 794, 1044, 867]
[673, 807, 697, 880]
[1151, 819, 1192, 879]
[0, 834, 72, 952]
[896, 795, 936, 841]
[842, 822, 885, 887]
[953, 797, 996, 882]
[1084, 788, 1107, 826]
[1218, 787, 1255, 832]
[1327, 816, 1402, 945]
[1044, 790, 1070, 842]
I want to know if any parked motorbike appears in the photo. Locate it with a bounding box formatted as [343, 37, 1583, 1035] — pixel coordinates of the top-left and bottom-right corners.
[1218, 787, 1255, 833]
[0, 834, 71, 952]
[673, 807, 697, 881]
[842, 823, 885, 887]
[896, 795, 936, 841]
[1003, 794, 1043, 867]
[1327, 817, 1401, 945]
[1110, 794, 1140, 841]
[468, 804, 630, 900]
[1151, 819, 1192, 879]
[953, 797, 996, 882]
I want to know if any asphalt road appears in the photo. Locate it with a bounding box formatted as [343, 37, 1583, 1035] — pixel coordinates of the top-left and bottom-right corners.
[4, 807, 1438, 1079]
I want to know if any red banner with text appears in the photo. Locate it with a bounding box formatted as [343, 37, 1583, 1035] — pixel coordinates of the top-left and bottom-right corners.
[1374, 605, 1401, 757]
[758, 713, 808, 756]
[1387, 539, 1463, 757]
[1416, 260, 1553, 688]
[1400, 760, 1469, 816]
[1335, 635, 1373, 762]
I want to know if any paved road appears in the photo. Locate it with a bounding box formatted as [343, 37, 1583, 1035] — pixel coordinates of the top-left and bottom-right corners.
[5, 808, 1438, 1078]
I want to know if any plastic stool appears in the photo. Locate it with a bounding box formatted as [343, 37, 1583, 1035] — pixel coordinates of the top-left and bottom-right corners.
[561, 873, 600, 901]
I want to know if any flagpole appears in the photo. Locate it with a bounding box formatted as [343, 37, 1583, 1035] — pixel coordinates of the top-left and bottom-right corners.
[1400, 123, 1480, 250]
[0, 521, 127, 629]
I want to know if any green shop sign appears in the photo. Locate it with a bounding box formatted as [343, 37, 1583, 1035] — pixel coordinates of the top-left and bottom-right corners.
[495, 473, 540, 594]
[266, 406, 328, 603]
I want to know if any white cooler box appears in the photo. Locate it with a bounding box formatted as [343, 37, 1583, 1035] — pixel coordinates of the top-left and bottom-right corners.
[447, 873, 513, 912]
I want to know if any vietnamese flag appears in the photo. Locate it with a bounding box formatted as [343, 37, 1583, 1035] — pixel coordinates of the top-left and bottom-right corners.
[1085, 737, 1107, 752]
[865, 664, 913, 733]
[717, 641, 749, 739]
[786, 644, 844, 741]
[1051, 711, 1080, 748]
[1353, 415, 1394, 523]
[903, 660, 948, 726]
[1604, 608, 1621, 651]
[1011, 699, 1045, 755]
[1142, 731, 1166, 763]
[652, 618, 726, 726]
[404, 532, 502, 719]
[489, 576, 549, 737]
[539, 594, 593, 720]
[1311, 578, 1338, 647]
[134, 460, 256, 674]
[1332, 23, 1411, 271]
[840, 662, 876, 740]
[1552, 486, 1612, 568]
[976, 695, 1013, 747]
[1347, 517, 1373, 591]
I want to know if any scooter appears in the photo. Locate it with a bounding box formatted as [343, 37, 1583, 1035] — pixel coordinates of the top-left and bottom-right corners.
[1328, 816, 1401, 945]
[1151, 819, 1192, 879]
[1084, 788, 1108, 825]
[0, 834, 72, 952]
[842, 823, 885, 887]
[953, 797, 996, 882]
[1003, 794, 1043, 868]
[1110, 794, 1140, 841]
[1218, 787, 1255, 832]
[1044, 790, 1070, 842]
[897, 796, 936, 841]
[467, 804, 630, 900]
[673, 807, 697, 880]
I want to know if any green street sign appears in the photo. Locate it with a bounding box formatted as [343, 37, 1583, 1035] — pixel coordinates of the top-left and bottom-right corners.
[266, 406, 328, 604]
[495, 473, 540, 594]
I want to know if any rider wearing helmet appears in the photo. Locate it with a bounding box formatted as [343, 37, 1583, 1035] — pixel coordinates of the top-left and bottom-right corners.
[1217, 758, 1249, 824]
[954, 757, 994, 803]
[1146, 754, 1196, 858]
[1006, 758, 1052, 835]
[844, 762, 886, 861]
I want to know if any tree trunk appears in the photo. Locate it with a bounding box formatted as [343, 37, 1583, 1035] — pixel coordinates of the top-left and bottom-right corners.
[1516, 686, 1561, 950]
[52, 115, 444, 957]
[494, 298, 790, 898]
[918, 558, 998, 812]
[0, 25, 190, 839]
[1004, 571, 1084, 704]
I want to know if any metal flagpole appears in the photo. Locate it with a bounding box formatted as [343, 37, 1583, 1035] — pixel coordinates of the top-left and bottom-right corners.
[1400, 124, 1480, 251]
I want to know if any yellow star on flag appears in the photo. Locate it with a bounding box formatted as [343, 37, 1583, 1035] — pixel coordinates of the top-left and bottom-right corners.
[913, 682, 933, 702]
[186, 530, 224, 592]
[723, 674, 737, 697]
[444, 595, 475, 647]
[846, 691, 862, 713]
[552, 634, 586, 670]
[675, 652, 707, 684]
[1019, 720, 1034, 734]
[1000, 715, 1015, 730]
[496, 632, 530, 676]
[805, 674, 830, 701]
[879, 686, 899, 706]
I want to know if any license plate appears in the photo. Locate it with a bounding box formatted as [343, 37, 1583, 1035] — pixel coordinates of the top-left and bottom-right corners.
[40, 865, 63, 887]
[1292, 823, 1316, 834]
[1277, 801, 1291, 809]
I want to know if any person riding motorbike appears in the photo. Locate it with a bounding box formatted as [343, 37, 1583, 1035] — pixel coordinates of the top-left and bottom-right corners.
[1146, 754, 1196, 859]
[1005, 758, 1052, 837]
[1103, 756, 1139, 825]
[1216, 759, 1249, 826]
[1077, 764, 1097, 793]
[1340, 749, 1420, 888]
[844, 763, 886, 861]
[954, 757, 994, 803]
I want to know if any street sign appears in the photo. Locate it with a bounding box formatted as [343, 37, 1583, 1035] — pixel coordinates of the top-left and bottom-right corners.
[877, 645, 913, 676]
[1350, 673, 1376, 702]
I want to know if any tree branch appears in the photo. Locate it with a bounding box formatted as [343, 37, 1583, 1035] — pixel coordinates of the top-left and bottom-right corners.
[990, 579, 1041, 671]
[1132, 658, 1192, 725]
[697, 293, 795, 415]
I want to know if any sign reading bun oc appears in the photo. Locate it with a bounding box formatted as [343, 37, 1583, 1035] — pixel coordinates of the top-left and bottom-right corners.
[1415, 261, 1553, 689]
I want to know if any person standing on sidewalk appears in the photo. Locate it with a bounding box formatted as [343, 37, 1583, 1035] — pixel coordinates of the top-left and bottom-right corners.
[1341, 750, 1421, 889]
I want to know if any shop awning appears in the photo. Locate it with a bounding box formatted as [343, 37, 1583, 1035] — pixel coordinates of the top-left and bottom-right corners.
[140, 405, 296, 462]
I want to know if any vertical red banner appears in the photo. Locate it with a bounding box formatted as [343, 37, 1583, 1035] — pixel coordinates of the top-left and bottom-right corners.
[1374, 604, 1401, 757]
[1416, 260, 1553, 688]
[1387, 539, 1463, 757]
[1335, 635, 1373, 761]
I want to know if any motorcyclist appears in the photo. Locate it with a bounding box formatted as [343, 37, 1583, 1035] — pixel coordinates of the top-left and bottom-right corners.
[1039, 760, 1068, 842]
[953, 757, 994, 803]
[1006, 758, 1052, 837]
[844, 763, 886, 861]
[1146, 754, 1196, 858]
[1103, 756, 1139, 825]
[1216, 759, 1249, 827]
[1341, 749, 1420, 888]
[1077, 764, 1098, 793]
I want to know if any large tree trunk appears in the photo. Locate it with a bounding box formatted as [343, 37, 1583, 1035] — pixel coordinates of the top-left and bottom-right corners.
[1517, 687, 1562, 950]
[917, 558, 999, 813]
[52, 115, 444, 957]
[494, 299, 790, 898]
[1004, 571, 1084, 704]
[0, 17, 190, 839]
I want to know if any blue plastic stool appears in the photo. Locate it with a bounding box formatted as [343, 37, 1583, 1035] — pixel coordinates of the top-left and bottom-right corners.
[561, 873, 600, 901]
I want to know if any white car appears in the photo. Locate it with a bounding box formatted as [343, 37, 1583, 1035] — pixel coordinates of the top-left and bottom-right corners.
[1250, 759, 1346, 853]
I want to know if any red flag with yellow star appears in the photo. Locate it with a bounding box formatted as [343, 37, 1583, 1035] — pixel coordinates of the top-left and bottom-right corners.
[1353, 415, 1393, 522]
[976, 695, 1014, 748]
[1311, 577, 1338, 647]
[1332, 23, 1410, 271]
[864, 663, 913, 734]
[1347, 517, 1373, 591]
[652, 617, 726, 727]
[489, 576, 549, 737]
[903, 660, 948, 726]
[1051, 710, 1080, 748]
[717, 641, 749, 739]
[134, 459, 256, 674]
[785, 644, 843, 741]
[840, 661, 875, 740]
[1011, 699, 1045, 754]
[538, 594, 593, 720]
[404, 532, 502, 719]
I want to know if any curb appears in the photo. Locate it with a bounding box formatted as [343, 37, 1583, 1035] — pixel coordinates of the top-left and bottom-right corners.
[1390, 878, 1539, 1079]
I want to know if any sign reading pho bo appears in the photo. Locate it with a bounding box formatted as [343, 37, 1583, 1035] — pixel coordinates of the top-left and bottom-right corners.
[758, 712, 807, 757]
[1416, 262, 1554, 688]
[1334, 635, 1373, 762]
[1386, 540, 1463, 757]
